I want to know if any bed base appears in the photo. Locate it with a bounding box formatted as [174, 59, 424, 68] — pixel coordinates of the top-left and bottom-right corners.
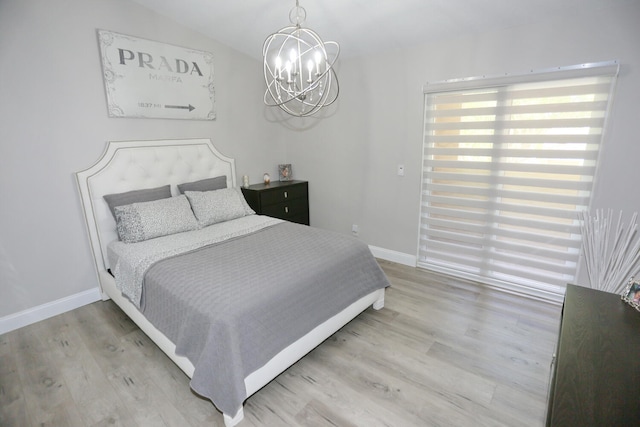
[99, 270, 384, 426]
[77, 139, 386, 426]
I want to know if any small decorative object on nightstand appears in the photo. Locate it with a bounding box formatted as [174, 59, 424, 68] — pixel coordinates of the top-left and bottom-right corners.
[278, 164, 292, 181]
[621, 277, 640, 311]
[263, 173, 271, 184]
[241, 180, 309, 225]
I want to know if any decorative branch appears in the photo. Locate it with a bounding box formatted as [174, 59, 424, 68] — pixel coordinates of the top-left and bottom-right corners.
[579, 210, 640, 293]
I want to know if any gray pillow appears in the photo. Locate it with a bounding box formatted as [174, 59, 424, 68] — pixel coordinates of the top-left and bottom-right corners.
[104, 185, 171, 220]
[177, 176, 227, 194]
[115, 195, 198, 243]
[185, 188, 255, 227]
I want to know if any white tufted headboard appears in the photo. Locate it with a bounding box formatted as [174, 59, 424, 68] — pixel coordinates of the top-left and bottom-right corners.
[76, 138, 237, 287]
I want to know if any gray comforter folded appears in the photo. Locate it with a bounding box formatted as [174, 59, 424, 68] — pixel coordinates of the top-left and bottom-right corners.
[140, 221, 390, 416]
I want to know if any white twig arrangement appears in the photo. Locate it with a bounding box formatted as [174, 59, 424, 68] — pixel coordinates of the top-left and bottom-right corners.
[580, 209, 640, 293]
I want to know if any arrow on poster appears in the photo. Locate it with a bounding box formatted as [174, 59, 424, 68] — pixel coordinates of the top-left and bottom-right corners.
[165, 104, 195, 112]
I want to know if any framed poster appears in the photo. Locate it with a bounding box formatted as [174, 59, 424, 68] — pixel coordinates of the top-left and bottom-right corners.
[97, 30, 215, 120]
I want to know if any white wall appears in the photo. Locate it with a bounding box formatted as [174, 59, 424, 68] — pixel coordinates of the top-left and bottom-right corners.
[287, 1, 640, 277]
[0, 0, 283, 322]
[2, 0, 639, 329]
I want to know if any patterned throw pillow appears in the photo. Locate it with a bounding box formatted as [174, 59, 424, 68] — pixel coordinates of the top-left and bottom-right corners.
[115, 195, 198, 243]
[185, 188, 255, 227]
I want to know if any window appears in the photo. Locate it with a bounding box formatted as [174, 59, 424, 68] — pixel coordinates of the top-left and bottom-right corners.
[419, 62, 618, 300]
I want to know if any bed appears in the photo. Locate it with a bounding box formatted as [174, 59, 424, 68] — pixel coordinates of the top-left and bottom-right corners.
[75, 138, 389, 426]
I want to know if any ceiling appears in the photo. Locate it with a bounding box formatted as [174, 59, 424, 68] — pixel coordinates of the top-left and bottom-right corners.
[131, 0, 625, 60]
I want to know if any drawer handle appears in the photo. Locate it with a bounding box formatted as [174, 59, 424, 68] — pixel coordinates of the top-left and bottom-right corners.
[285, 206, 289, 213]
[284, 191, 288, 199]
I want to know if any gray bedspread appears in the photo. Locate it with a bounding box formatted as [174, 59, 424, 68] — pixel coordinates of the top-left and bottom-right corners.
[140, 221, 390, 416]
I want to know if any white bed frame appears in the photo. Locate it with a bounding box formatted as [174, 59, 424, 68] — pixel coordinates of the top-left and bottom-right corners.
[76, 138, 385, 426]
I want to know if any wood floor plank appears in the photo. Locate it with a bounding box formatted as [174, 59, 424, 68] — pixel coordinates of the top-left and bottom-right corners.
[119, 329, 223, 427]
[305, 341, 472, 426]
[290, 353, 429, 427]
[427, 340, 548, 396]
[240, 380, 304, 427]
[41, 311, 135, 426]
[0, 351, 29, 427]
[0, 333, 10, 357]
[322, 326, 497, 408]
[73, 304, 203, 427]
[489, 382, 548, 426]
[294, 398, 359, 427]
[12, 321, 86, 427]
[275, 359, 405, 427]
[0, 262, 561, 426]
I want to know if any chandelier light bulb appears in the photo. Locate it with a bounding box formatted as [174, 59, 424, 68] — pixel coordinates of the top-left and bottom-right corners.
[314, 51, 322, 75]
[285, 61, 292, 83]
[307, 59, 314, 82]
[275, 56, 282, 79]
[289, 49, 297, 74]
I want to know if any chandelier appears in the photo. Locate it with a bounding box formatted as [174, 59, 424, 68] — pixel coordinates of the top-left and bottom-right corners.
[262, 0, 340, 117]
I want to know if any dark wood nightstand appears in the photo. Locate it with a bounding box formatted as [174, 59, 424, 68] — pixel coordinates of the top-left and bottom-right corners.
[241, 180, 309, 225]
[546, 284, 640, 426]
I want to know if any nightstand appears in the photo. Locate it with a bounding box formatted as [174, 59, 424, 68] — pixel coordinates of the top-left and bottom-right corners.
[241, 180, 309, 225]
[546, 284, 640, 426]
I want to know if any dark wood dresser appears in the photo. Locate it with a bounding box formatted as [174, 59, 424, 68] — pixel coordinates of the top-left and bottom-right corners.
[241, 180, 309, 225]
[546, 284, 640, 426]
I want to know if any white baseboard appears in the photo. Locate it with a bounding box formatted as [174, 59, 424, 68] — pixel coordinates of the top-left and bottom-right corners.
[0, 287, 101, 335]
[369, 245, 416, 267]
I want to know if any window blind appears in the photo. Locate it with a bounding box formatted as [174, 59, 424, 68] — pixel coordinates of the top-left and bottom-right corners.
[419, 62, 618, 300]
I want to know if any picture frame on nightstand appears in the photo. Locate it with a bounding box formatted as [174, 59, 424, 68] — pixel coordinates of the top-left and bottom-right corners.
[621, 277, 640, 311]
[278, 164, 292, 181]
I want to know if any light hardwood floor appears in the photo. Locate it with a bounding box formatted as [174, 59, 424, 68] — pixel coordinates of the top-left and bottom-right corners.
[0, 261, 561, 427]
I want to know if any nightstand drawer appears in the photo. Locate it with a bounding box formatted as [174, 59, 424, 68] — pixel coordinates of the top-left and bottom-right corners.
[262, 197, 308, 220]
[259, 184, 307, 207]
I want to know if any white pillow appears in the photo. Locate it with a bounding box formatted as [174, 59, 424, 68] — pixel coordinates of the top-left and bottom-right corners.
[185, 188, 255, 227]
[115, 195, 198, 243]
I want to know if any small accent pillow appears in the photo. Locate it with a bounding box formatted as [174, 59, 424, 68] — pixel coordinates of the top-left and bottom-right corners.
[177, 176, 227, 194]
[185, 188, 255, 227]
[115, 195, 198, 243]
[104, 185, 171, 220]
